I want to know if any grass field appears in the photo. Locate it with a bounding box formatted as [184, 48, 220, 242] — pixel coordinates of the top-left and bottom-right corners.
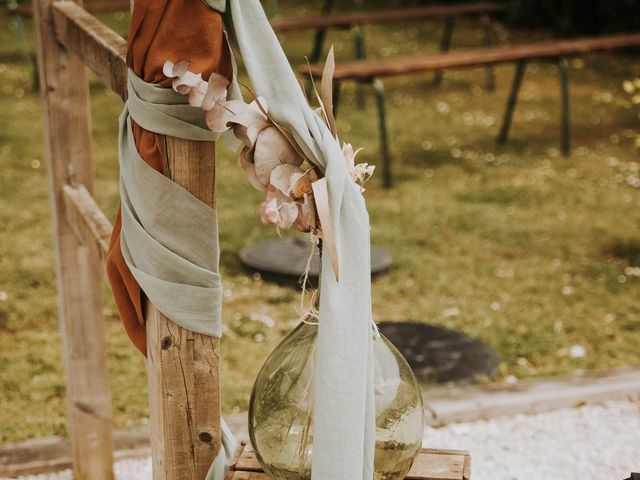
[1, 2, 639, 444]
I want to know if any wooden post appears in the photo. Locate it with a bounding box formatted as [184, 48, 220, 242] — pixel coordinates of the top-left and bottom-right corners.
[146, 137, 221, 480]
[32, 0, 114, 479]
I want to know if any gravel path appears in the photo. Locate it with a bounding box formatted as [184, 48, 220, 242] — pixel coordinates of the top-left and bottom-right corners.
[423, 400, 640, 480]
[7, 400, 639, 480]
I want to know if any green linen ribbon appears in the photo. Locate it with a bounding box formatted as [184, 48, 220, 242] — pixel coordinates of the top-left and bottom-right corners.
[118, 69, 236, 478]
[119, 70, 221, 337]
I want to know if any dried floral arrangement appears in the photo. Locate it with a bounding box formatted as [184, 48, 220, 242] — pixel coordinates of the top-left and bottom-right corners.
[162, 49, 374, 245]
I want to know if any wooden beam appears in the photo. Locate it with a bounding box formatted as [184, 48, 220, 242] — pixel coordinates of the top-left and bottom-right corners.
[52, 0, 127, 100]
[0, 429, 149, 478]
[32, 0, 114, 478]
[62, 183, 113, 271]
[13, 0, 131, 16]
[270, 2, 505, 33]
[305, 32, 640, 80]
[146, 137, 221, 480]
[0, 415, 251, 478]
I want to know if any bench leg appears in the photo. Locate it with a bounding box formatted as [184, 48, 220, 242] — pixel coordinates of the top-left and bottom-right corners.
[480, 13, 496, 92]
[332, 80, 342, 119]
[498, 60, 526, 145]
[264, 0, 279, 17]
[558, 57, 571, 157]
[310, 28, 328, 64]
[433, 16, 455, 87]
[309, 0, 334, 64]
[352, 25, 367, 109]
[371, 78, 392, 188]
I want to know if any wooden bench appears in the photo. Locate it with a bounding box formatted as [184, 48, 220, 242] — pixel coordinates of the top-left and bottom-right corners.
[272, 2, 507, 91]
[226, 442, 471, 480]
[304, 32, 640, 187]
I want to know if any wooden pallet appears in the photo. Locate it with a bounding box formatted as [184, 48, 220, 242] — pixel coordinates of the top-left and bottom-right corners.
[226, 443, 470, 480]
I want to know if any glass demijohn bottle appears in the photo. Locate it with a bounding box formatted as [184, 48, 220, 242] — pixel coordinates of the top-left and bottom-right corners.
[249, 319, 424, 480]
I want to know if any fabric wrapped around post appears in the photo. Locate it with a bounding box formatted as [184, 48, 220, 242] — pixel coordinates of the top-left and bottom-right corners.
[119, 67, 237, 480]
[106, 1, 237, 477]
[119, 71, 223, 337]
[107, 0, 234, 354]
[216, 2, 377, 479]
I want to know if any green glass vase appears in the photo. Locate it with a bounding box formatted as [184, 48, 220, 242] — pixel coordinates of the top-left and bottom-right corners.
[249, 321, 424, 480]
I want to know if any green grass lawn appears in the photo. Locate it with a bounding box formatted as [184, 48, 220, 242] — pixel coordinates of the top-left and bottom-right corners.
[1, 2, 639, 444]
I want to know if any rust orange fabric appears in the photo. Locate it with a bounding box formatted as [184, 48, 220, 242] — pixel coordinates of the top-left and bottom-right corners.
[106, 0, 232, 356]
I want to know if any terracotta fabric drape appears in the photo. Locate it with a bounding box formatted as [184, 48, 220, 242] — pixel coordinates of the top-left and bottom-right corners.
[106, 0, 232, 355]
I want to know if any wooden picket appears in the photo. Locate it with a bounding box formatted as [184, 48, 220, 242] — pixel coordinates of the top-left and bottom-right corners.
[33, 0, 114, 477]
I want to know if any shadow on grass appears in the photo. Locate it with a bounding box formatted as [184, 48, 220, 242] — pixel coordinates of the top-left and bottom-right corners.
[604, 238, 640, 264]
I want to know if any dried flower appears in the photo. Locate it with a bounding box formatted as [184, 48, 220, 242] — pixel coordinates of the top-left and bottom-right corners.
[164, 58, 371, 238]
[342, 142, 375, 190]
[163, 60, 229, 109]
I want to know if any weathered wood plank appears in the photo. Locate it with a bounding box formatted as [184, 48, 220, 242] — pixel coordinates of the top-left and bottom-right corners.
[305, 32, 640, 80]
[14, 0, 131, 16]
[271, 2, 505, 33]
[406, 452, 466, 480]
[229, 443, 471, 480]
[233, 444, 261, 472]
[0, 416, 249, 478]
[62, 183, 112, 272]
[52, 0, 127, 99]
[32, 0, 114, 478]
[146, 137, 220, 480]
[0, 431, 149, 478]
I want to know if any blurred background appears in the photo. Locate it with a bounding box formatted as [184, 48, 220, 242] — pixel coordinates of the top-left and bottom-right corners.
[0, 0, 639, 449]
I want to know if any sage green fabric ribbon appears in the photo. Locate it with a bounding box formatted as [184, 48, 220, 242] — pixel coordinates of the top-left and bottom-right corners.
[118, 69, 236, 478]
[120, 70, 221, 337]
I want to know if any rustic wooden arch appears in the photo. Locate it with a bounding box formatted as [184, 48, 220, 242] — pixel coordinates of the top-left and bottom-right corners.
[32, 1, 470, 478]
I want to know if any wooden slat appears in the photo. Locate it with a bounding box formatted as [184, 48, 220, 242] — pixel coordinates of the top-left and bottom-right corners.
[33, 0, 114, 478]
[146, 137, 220, 480]
[1, 414, 252, 478]
[0, 429, 149, 478]
[407, 451, 466, 480]
[62, 184, 112, 271]
[270, 2, 505, 33]
[14, 0, 131, 16]
[52, 0, 127, 99]
[463, 454, 471, 480]
[229, 443, 471, 480]
[305, 32, 640, 80]
[233, 444, 261, 472]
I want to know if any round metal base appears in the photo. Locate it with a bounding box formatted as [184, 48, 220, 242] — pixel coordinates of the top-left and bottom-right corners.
[378, 321, 500, 385]
[239, 236, 392, 279]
